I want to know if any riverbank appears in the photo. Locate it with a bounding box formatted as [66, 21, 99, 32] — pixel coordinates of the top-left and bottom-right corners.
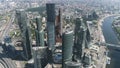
[97, 14, 115, 43]
[98, 14, 120, 43]
[97, 15, 109, 43]
[102, 15, 120, 68]
[97, 15, 111, 68]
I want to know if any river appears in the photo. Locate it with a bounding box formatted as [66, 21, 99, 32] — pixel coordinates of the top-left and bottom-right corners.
[102, 16, 120, 68]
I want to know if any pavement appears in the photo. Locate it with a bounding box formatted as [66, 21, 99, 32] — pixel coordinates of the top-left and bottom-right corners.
[0, 12, 15, 41]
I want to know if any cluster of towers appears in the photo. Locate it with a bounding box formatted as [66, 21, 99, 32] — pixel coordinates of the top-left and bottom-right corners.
[15, 3, 91, 68]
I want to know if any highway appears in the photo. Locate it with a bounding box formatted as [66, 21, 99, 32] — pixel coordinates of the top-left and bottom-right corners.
[0, 12, 16, 68]
[99, 42, 120, 48]
[0, 53, 16, 68]
[105, 43, 120, 48]
[0, 12, 15, 41]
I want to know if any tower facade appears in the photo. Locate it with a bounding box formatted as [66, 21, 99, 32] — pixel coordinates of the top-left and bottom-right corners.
[74, 18, 87, 61]
[35, 16, 43, 46]
[46, 3, 56, 51]
[33, 47, 47, 68]
[62, 30, 74, 68]
[16, 9, 32, 60]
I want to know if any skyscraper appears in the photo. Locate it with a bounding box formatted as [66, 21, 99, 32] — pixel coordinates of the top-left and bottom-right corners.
[62, 30, 74, 68]
[74, 18, 86, 61]
[16, 9, 32, 60]
[33, 47, 47, 68]
[46, 3, 56, 51]
[55, 8, 62, 43]
[35, 16, 42, 46]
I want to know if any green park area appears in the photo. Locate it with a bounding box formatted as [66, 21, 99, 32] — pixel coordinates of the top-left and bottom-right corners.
[9, 29, 21, 38]
[115, 27, 120, 39]
[113, 18, 120, 39]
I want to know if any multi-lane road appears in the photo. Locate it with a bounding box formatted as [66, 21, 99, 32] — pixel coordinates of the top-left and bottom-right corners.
[0, 12, 15, 42]
[0, 12, 16, 68]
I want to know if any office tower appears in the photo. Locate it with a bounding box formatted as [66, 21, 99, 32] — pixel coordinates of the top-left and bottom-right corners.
[56, 8, 62, 43]
[85, 28, 91, 48]
[33, 47, 47, 68]
[35, 29, 45, 46]
[36, 16, 42, 31]
[39, 30, 45, 46]
[59, 8, 63, 36]
[35, 30, 39, 46]
[46, 3, 55, 51]
[24, 25, 32, 60]
[56, 8, 62, 36]
[74, 18, 86, 61]
[62, 30, 74, 68]
[16, 9, 32, 60]
[16, 9, 27, 33]
[35, 16, 42, 46]
[74, 18, 81, 44]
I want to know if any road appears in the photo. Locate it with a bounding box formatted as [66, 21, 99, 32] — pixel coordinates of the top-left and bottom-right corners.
[0, 12, 15, 41]
[101, 42, 120, 48]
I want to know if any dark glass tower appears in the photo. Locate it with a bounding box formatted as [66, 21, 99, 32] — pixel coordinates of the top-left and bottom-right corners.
[35, 16, 43, 46]
[16, 9, 32, 60]
[46, 3, 55, 51]
[33, 47, 47, 68]
[62, 30, 74, 68]
[74, 18, 86, 61]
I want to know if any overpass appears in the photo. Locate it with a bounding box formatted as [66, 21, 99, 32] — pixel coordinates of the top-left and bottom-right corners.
[99, 42, 120, 48]
[0, 12, 15, 42]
